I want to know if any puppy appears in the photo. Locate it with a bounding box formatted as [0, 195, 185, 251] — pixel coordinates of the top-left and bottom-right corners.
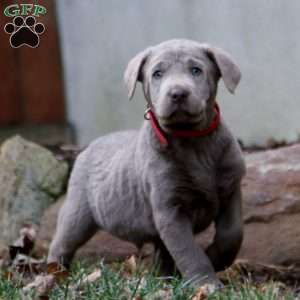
[48, 39, 245, 291]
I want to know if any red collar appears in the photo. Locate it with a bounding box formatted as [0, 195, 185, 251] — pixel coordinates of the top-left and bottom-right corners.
[147, 103, 221, 147]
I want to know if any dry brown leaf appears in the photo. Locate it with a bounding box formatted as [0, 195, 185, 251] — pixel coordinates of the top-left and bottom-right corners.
[219, 259, 300, 286]
[192, 288, 208, 300]
[260, 282, 286, 295]
[124, 255, 138, 275]
[22, 274, 55, 296]
[12, 254, 45, 273]
[9, 224, 37, 260]
[4, 254, 46, 286]
[47, 262, 69, 283]
[192, 284, 219, 300]
[21, 262, 68, 298]
[63, 268, 103, 299]
[81, 268, 102, 284]
[3, 271, 13, 281]
[47, 262, 63, 273]
[20, 224, 37, 241]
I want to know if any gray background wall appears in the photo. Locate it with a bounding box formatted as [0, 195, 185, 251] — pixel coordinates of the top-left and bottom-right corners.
[56, 0, 300, 146]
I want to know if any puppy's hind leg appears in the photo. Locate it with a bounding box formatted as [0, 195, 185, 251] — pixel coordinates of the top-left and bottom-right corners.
[48, 191, 98, 267]
[48, 165, 98, 267]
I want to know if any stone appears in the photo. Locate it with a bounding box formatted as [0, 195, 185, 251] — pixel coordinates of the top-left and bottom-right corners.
[38, 143, 300, 267]
[0, 136, 69, 249]
[238, 144, 300, 266]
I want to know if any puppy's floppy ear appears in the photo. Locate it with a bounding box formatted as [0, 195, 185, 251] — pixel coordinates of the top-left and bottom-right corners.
[124, 48, 151, 100]
[204, 45, 241, 94]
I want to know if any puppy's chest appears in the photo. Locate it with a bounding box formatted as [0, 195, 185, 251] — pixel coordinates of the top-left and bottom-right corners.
[169, 159, 219, 229]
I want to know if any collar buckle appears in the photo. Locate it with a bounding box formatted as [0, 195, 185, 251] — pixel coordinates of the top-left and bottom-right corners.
[144, 107, 151, 120]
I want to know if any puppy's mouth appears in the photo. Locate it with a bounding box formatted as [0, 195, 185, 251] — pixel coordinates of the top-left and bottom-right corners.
[158, 110, 205, 131]
[163, 121, 202, 131]
[159, 115, 205, 131]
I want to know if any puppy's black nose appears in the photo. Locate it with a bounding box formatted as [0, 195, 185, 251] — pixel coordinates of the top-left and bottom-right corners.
[168, 87, 190, 102]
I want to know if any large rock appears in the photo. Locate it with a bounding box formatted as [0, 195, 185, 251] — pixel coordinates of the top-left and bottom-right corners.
[0, 136, 69, 249]
[238, 144, 300, 265]
[38, 144, 300, 266]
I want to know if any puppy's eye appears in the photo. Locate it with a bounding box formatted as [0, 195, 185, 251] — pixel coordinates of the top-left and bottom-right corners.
[152, 70, 163, 79]
[191, 67, 202, 76]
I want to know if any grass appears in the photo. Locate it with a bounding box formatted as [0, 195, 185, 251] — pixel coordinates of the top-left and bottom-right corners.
[0, 260, 297, 300]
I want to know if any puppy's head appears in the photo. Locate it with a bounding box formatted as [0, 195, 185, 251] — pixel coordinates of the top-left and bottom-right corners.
[124, 39, 241, 132]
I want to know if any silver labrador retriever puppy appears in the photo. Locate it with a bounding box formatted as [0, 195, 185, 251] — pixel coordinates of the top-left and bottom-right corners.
[48, 39, 245, 290]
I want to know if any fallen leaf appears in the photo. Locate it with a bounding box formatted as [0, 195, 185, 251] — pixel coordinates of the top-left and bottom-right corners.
[124, 255, 138, 275]
[192, 284, 219, 300]
[47, 262, 63, 274]
[3, 271, 13, 281]
[22, 274, 55, 296]
[3, 254, 46, 286]
[81, 268, 102, 284]
[47, 262, 69, 282]
[21, 262, 68, 298]
[9, 224, 37, 260]
[260, 282, 285, 295]
[192, 288, 208, 300]
[11, 254, 45, 276]
[219, 259, 300, 286]
[20, 224, 37, 241]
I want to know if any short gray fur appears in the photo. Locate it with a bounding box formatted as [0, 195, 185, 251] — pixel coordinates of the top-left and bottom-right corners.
[48, 39, 246, 290]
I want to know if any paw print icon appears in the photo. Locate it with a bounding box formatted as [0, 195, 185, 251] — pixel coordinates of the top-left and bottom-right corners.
[4, 16, 45, 48]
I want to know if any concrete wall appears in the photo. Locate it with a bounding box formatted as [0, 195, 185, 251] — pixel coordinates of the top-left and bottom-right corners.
[56, 0, 300, 146]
